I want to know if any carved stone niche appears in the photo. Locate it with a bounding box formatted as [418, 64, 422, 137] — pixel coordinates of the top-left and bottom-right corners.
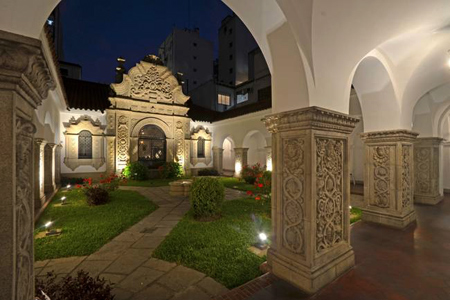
[414, 137, 444, 205]
[63, 115, 106, 171]
[361, 130, 418, 229]
[263, 106, 359, 294]
[190, 126, 212, 166]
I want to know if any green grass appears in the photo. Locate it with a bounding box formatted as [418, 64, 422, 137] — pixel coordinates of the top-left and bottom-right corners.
[218, 177, 258, 193]
[121, 178, 176, 187]
[350, 207, 362, 224]
[153, 197, 271, 289]
[35, 189, 157, 261]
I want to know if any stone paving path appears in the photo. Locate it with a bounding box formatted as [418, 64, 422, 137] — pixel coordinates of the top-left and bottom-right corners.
[34, 185, 245, 300]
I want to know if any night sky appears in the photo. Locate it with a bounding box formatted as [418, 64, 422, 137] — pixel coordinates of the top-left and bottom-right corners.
[59, 0, 232, 84]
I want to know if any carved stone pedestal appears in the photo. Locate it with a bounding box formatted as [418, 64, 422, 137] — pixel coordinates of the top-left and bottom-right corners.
[212, 147, 224, 174]
[0, 30, 55, 300]
[234, 147, 248, 177]
[414, 137, 444, 205]
[361, 130, 418, 229]
[263, 107, 359, 294]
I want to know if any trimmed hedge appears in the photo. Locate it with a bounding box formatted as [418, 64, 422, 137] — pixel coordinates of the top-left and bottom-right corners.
[190, 177, 225, 220]
[122, 161, 149, 181]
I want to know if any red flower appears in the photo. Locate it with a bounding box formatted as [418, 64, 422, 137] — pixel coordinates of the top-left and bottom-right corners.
[255, 196, 261, 201]
[76, 184, 82, 188]
[246, 191, 253, 196]
[258, 183, 263, 188]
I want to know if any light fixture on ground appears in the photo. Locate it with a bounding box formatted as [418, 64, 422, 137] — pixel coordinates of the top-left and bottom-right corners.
[61, 196, 67, 205]
[254, 232, 268, 250]
[44, 220, 61, 237]
[66, 184, 71, 190]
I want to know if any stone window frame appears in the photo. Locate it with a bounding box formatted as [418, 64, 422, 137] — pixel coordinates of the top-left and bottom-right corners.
[191, 126, 212, 166]
[78, 130, 93, 159]
[63, 115, 106, 171]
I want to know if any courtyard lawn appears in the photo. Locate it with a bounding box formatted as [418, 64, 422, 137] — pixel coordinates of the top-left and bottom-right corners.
[121, 178, 176, 187]
[35, 189, 157, 261]
[218, 177, 258, 193]
[153, 197, 271, 289]
[351, 207, 362, 224]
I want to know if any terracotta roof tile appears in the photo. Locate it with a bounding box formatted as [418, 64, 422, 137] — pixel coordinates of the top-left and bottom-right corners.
[63, 77, 112, 112]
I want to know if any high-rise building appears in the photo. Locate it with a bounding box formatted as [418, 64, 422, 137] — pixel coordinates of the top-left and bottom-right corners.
[159, 28, 214, 94]
[47, 5, 64, 60]
[218, 14, 257, 86]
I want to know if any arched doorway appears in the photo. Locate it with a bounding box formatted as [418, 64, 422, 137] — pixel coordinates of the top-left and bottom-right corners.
[243, 130, 267, 167]
[222, 137, 235, 173]
[138, 124, 166, 169]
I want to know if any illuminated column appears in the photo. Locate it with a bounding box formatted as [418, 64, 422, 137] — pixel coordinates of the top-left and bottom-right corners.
[34, 139, 47, 210]
[0, 31, 55, 300]
[212, 146, 224, 174]
[54, 144, 62, 186]
[106, 136, 116, 175]
[44, 143, 57, 193]
[361, 130, 417, 228]
[265, 146, 272, 171]
[414, 137, 444, 205]
[234, 148, 248, 177]
[263, 107, 358, 294]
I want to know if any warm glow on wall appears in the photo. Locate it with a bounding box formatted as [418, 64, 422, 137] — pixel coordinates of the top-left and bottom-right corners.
[235, 161, 242, 177]
[266, 157, 273, 171]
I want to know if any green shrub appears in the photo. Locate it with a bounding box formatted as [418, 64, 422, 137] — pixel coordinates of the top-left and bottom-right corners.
[84, 186, 110, 206]
[122, 161, 149, 180]
[35, 270, 114, 300]
[190, 177, 225, 220]
[198, 168, 220, 176]
[241, 163, 264, 184]
[158, 162, 182, 179]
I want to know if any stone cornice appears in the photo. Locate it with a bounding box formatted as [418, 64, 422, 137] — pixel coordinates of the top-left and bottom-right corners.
[361, 130, 419, 142]
[0, 30, 56, 107]
[262, 106, 359, 134]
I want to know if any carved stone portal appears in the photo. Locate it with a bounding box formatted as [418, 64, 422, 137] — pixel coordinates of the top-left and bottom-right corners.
[263, 106, 359, 294]
[361, 130, 418, 229]
[414, 137, 444, 205]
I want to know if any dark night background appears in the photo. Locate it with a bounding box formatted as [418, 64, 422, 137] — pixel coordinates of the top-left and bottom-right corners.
[59, 0, 233, 84]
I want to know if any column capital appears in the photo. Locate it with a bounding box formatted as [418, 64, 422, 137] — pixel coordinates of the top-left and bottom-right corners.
[34, 138, 47, 146]
[415, 137, 445, 145]
[0, 30, 56, 108]
[233, 147, 249, 152]
[361, 130, 419, 142]
[46, 142, 57, 149]
[262, 106, 359, 134]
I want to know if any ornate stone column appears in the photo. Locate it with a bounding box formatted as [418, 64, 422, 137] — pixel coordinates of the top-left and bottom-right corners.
[414, 137, 444, 205]
[361, 130, 418, 228]
[0, 30, 55, 300]
[263, 107, 359, 294]
[265, 146, 272, 171]
[106, 136, 116, 175]
[55, 144, 62, 186]
[233, 147, 248, 177]
[34, 139, 47, 210]
[212, 146, 224, 174]
[44, 143, 57, 193]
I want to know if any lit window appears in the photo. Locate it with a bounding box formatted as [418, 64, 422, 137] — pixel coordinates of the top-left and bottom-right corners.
[197, 137, 205, 158]
[237, 93, 249, 104]
[78, 131, 92, 159]
[218, 94, 231, 106]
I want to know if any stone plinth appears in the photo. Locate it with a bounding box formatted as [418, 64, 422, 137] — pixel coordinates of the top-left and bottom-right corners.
[361, 130, 418, 229]
[414, 137, 444, 205]
[169, 179, 193, 196]
[263, 106, 359, 294]
[233, 148, 248, 178]
[212, 147, 224, 174]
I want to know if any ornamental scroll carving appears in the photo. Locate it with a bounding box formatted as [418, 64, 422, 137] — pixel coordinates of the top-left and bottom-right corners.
[282, 138, 305, 255]
[175, 121, 184, 163]
[117, 116, 129, 163]
[316, 138, 344, 253]
[402, 145, 412, 208]
[433, 147, 439, 192]
[130, 66, 173, 101]
[373, 146, 390, 208]
[15, 117, 36, 300]
[415, 148, 431, 194]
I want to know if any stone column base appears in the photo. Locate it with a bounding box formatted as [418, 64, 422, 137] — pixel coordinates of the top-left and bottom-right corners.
[414, 194, 443, 205]
[361, 208, 416, 229]
[268, 248, 355, 294]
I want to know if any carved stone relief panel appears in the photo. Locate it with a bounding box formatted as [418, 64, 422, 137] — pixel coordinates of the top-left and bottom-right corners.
[282, 137, 305, 256]
[402, 145, 412, 208]
[117, 115, 129, 169]
[15, 117, 36, 300]
[415, 147, 431, 194]
[372, 146, 391, 208]
[316, 138, 344, 253]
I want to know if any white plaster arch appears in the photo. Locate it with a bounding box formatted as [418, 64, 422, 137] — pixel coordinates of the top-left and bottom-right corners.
[242, 130, 267, 167]
[131, 117, 172, 139]
[222, 136, 236, 172]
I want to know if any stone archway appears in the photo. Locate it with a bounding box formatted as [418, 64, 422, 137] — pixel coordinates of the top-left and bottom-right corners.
[222, 136, 235, 174]
[242, 130, 267, 167]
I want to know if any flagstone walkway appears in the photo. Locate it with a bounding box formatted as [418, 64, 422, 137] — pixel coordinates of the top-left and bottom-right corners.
[34, 185, 245, 300]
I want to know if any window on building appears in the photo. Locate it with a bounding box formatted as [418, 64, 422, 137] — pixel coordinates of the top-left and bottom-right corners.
[78, 130, 93, 159]
[193, 42, 197, 47]
[258, 86, 272, 102]
[237, 93, 249, 104]
[229, 42, 233, 48]
[229, 28, 233, 34]
[218, 94, 231, 106]
[229, 54, 233, 60]
[229, 68, 233, 74]
[229, 81, 233, 85]
[193, 80, 197, 85]
[193, 68, 197, 72]
[197, 137, 205, 158]
[224, 26, 227, 33]
[60, 68, 69, 77]
[193, 56, 197, 60]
